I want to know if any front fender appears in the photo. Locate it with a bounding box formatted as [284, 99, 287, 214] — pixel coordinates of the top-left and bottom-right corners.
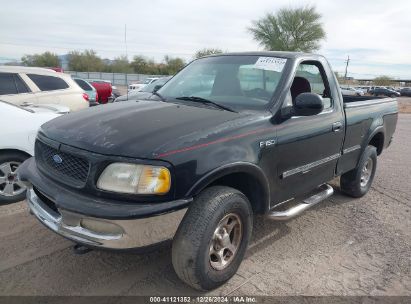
[186, 162, 271, 212]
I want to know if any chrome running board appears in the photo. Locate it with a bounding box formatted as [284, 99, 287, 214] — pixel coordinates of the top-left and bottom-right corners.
[267, 184, 334, 221]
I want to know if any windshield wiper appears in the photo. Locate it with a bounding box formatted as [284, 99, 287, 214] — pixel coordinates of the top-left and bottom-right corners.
[175, 96, 237, 113]
[152, 91, 167, 102]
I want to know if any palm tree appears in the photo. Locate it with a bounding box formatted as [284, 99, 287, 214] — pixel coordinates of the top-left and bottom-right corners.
[248, 6, 326, 53]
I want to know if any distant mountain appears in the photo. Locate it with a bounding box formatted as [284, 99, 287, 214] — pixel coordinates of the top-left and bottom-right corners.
[0, 57, 21, 66]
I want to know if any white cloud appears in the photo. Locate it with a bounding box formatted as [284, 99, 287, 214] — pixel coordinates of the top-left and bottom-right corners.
[1, 0, 410, 77]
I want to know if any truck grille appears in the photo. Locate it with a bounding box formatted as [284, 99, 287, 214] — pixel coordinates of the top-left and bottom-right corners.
[35, 140, 90, 185]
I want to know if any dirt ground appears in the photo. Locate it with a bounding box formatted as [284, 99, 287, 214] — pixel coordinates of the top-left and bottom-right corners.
[397, 97, 411, 113]
[0, 115, 410, 297]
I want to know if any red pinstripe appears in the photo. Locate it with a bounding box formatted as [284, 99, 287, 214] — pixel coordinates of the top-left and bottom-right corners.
[155, 127, 274, 158]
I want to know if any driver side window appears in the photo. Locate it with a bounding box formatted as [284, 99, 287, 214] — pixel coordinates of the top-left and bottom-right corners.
[291, 62, 332, 110]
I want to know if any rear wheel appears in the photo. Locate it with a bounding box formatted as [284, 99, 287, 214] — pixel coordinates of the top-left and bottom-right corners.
[340, 145, 377, 198]
[172, 186, 253, 291]
[0, 152, 29, 204]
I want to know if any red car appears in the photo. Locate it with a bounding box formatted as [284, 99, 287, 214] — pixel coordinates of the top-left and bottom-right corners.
[89, 80, 112, 104]
[46, 67, 64, 73]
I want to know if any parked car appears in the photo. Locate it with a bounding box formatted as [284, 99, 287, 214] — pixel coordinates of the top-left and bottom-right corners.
[369, 87, 400, 97]
[127, 83, 143, 91]
[73, 78, 99, 107]
[355, 86, 370, 93]
[340, 86, 364, 96]
[47, 67, 64, 73]
[19, 52, 398, 291]
[115, 76, 171, 102]
[128, 77, 160, 92]
[0, 100, 68, 204]
[0, 66, 89, 111]
[400, 87, 411, 97]
[19, 103, 70, 114]
[369, 86, 388, 92]
[89, 80, 112, 104]
[111, 86, 121, 100]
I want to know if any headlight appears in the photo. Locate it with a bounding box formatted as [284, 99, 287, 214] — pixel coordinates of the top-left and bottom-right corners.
[97, 163, 171, 195]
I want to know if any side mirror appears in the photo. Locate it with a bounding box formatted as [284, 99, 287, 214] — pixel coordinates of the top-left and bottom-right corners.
[294, 93, 323, 116]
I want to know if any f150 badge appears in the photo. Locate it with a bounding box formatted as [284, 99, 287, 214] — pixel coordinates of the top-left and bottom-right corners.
[259, 139, 276, 148]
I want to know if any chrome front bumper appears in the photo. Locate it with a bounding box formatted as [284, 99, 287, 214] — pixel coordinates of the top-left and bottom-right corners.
[27, 188, 187, 249]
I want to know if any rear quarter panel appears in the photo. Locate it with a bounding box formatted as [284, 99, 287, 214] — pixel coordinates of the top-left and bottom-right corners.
[337, 98, 398, 174]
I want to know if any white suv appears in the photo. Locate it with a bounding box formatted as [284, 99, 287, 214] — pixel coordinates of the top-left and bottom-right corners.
[0, 66, 89, 111]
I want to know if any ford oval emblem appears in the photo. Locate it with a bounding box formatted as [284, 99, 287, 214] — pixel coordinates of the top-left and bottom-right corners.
[52, 154, 63, 164]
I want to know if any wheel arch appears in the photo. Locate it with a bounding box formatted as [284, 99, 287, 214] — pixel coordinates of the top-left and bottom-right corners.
[186, 162, 270, 214]
[0, 149, 32, 158]
[367, 128, 385, 155]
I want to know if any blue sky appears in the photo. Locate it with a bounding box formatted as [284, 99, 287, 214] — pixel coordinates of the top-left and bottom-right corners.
[1, 0, 410, 79]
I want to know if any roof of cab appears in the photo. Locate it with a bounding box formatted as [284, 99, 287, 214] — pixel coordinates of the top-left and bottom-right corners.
[205, 51, 323, 59]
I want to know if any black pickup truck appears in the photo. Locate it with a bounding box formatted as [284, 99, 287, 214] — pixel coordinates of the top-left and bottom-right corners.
[18, 52, 398, 291]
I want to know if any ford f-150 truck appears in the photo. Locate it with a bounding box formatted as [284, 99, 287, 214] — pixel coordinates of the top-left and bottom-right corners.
[18, 52, 398, 291]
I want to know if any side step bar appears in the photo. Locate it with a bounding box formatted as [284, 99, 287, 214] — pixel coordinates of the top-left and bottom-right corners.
[267, 184, 334, 221]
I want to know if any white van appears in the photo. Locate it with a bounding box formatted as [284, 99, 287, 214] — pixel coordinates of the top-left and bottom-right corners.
[0, 66, 89, 111]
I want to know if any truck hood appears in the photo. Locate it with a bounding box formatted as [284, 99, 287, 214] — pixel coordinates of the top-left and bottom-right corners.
[40, 100, 248, 159]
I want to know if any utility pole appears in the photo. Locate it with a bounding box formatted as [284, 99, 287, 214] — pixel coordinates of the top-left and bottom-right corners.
[344, 55, 350, 80]
[124, 24, 128, 60]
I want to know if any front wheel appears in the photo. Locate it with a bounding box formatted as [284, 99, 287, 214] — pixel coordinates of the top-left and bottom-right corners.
[172, 186, 253, 291]
[0, 152, 29, 204]
[340, 145, 377, 198]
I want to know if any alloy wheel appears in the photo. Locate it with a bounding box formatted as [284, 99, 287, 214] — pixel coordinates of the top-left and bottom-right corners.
[0, 161, 26, 197]
[360, 158, 373, 187]
[209, 213, 243, 271]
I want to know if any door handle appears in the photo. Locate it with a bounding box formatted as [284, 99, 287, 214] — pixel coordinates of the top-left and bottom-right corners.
[332, 122, 343, 132]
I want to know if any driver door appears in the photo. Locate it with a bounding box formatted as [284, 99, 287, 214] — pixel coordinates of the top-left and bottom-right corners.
[272, 61, 345, 204]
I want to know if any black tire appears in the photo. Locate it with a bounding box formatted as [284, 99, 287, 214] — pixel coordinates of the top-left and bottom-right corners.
[172, 186, 253, 291]
[340, 145, 377, 198]
[0, 152, 30, 204]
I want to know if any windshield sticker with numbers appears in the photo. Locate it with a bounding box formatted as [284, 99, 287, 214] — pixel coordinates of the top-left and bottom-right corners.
[254, 57, 287, 72]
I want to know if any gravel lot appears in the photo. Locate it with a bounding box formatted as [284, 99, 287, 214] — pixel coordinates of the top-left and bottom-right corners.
[398, 96, 411, 113]
[0, 115, 410, 297]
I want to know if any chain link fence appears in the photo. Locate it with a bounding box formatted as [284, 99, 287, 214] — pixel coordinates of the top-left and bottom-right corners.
[66, 71, 166, 86]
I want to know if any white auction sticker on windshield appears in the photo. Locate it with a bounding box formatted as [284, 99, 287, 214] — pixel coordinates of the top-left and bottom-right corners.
[254, 57, 287, 72]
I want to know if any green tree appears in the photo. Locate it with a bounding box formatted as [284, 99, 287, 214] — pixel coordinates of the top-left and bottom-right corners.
[194, 48, 223, 59]
[163, 55, 185, 75]
[68, 49, 104, 72]
[131, 55, 150, 73]
[21, 51, 60, 67]
[373, 76, 393, 86]
[132, 54, 185, 75]
[248, 6, 326, 52]
[106, 55, 132, 73]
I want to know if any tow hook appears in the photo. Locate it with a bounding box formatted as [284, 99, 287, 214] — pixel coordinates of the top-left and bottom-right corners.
[72, 244, 93, 255]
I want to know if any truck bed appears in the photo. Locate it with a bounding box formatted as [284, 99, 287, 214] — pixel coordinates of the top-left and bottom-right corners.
[343, 95, 388, 103]
[337, 95, 398, 175]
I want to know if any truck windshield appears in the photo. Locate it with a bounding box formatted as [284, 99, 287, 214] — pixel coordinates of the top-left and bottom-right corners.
[158, 55, 287, 110]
